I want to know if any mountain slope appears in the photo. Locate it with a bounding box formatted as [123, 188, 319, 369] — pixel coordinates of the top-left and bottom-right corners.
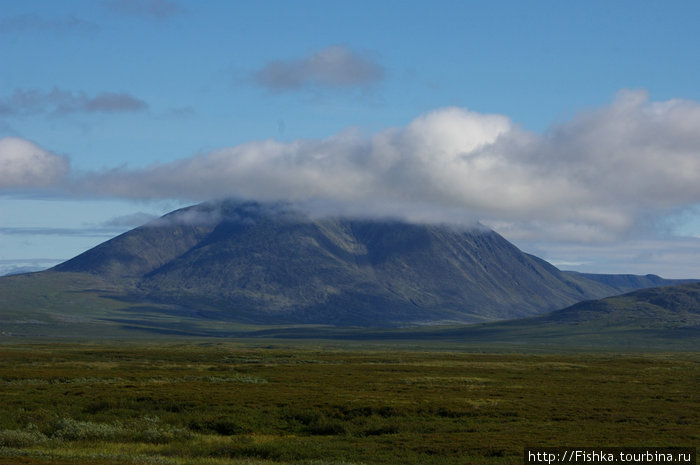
[377, 282, 700, 349]
[543, 281, 700, 328]
[247, 282, 700, 349]
[52, 203, 224, 280]
[47, 199, 683, 327]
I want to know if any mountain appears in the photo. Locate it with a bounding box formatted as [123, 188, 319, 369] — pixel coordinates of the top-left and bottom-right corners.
[48, 200, 680, 325]
[0, 199, 693, 337]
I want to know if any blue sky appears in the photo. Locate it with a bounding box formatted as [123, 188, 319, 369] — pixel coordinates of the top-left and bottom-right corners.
[2, 0, 700, 278]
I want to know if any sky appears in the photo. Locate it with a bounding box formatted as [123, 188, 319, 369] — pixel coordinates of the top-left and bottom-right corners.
[2, 0, 700, 278]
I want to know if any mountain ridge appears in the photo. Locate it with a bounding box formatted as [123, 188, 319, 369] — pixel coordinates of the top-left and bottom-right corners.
[45, 199, 689, 327]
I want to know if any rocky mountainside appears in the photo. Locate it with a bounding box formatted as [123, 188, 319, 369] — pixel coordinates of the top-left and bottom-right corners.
[49, 199, 682, 326]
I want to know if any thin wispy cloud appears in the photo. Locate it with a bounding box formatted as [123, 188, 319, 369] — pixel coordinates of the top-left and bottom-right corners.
[0, 14, 98, 35]
[0, 227, 117, 238]
[520, 237, 700, 279]
[0, 88, 149, 117]
[103, 0, 184, 19]
[102, 212, 159, 228]
[0, 258, 65, 276]
[253, 45, 384, 92]
[0, 214, 156, 242]
[3, 91, 700, 246]
[165, 106, 196, 118]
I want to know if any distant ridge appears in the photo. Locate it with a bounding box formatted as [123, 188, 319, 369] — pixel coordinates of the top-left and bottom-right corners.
[561, 271, 696, 290]
[395, 281, 700, 349]
[545, 281, 700, 327]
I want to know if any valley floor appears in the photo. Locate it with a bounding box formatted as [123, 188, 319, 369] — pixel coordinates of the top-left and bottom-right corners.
[0, 343, 697, 465]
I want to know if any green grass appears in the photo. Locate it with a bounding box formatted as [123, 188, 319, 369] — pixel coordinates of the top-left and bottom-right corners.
[0, 343, 698, 464]
[0, 272, 267, 339]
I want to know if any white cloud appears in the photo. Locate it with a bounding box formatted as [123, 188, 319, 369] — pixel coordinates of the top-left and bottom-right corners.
[79, 106, 513, 205]
[0, 137, 69, 189]
[12, 90, 700, 246]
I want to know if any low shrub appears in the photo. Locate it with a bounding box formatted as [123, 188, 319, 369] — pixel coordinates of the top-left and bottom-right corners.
[282, 408, 346, 435]
[51, 417, 125, 441]
[356, 415, 401, 436]
[208, 436, 320, 461]
[133, 415, 190, 444]
[0, 423, 47, 447]
[188, 417, 250, 436]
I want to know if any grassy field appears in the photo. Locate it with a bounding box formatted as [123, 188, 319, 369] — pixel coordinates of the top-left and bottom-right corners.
[0, 343, 698, 464]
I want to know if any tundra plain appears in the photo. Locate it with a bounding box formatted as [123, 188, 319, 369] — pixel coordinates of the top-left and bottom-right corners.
[0, 343, 697, 465]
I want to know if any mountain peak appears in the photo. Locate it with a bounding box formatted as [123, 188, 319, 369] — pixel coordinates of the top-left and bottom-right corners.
[47, 201, 570, 325]
[48, 200, 681, 327]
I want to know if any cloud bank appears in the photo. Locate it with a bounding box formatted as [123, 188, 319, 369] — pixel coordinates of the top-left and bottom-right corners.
[4, 90, 700, 243]
[253, 45, 384, 91]
[0, 88, 149, 116]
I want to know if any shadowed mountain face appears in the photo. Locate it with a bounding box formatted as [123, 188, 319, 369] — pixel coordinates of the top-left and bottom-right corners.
[50, 200, 683, 326]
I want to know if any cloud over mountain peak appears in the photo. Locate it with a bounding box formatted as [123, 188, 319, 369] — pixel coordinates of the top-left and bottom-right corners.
[3, 91, 700, 244]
